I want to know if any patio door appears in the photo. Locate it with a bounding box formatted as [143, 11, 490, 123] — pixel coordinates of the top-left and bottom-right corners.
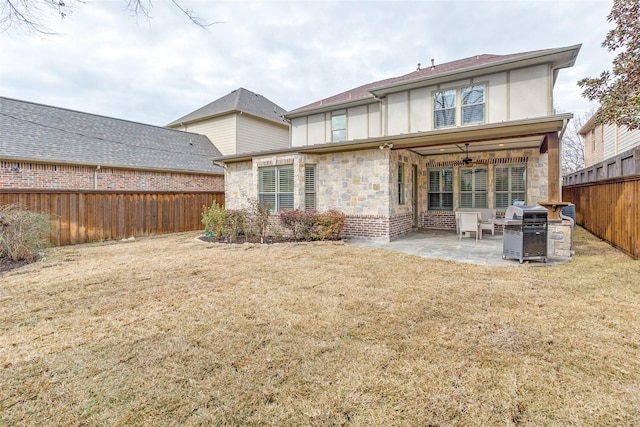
[412, 164, 418, 227]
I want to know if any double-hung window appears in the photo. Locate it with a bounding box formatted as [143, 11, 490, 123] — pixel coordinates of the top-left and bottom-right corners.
[434, 89, 456, 128]
[495, 164, 526, 210]
[331, 113, 346, 142]
[258, 165, 294, 212]
[461, 85, 485, 124]
[434, 84, 486, 128]
[304, 165, 317, 211]
[459, 166, 488, 208]
[428, 168, 453, 210]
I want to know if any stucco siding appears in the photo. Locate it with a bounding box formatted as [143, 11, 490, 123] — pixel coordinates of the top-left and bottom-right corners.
[347, 105, 368, 140]
[291, 117, 307, 147]
[387, 91, 409, 135]
[237, 115, 289, 153]
[509, 64, 550, 120]
[410, 87, 430, 133]
[308, 113, 326, 145]
[486, 72, 508, 123]
[180, 115, 237, 156]
[368, 103, 382, 137]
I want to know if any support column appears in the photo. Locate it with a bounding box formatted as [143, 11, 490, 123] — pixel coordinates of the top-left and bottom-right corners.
[546, 131, 560, 202]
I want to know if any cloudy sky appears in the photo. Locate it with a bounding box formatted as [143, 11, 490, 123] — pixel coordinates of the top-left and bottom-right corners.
[1, 0, 615, 127]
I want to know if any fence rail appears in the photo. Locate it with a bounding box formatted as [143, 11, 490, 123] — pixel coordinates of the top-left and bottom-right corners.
[563, 174, 640, 259]
[0, 190, 224, 246]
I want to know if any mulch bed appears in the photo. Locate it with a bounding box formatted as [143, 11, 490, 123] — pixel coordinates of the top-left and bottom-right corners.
[0, 257, 29, 275]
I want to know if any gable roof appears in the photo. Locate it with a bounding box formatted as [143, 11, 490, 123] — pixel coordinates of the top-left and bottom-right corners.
[167, 87, 288, 127]
[0, 97, 223, 174]
[287, 44, 581, 118]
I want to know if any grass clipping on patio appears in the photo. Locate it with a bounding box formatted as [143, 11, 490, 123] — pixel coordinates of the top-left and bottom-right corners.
[1, 229, 639, 425]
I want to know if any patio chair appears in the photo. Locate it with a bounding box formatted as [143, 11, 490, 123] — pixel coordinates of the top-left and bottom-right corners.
[457, 211, 481, 240]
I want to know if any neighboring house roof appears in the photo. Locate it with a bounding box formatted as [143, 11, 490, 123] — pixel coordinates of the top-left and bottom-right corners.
[0, 97, 223, 174]
[287, 44, 580, 117]
[167, 87, 288, 127]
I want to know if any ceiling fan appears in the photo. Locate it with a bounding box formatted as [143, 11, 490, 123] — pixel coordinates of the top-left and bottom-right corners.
[461, 143, 474, 166]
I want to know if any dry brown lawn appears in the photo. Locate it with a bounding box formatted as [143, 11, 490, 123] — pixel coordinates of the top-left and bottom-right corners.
[1, 228, 639, 426]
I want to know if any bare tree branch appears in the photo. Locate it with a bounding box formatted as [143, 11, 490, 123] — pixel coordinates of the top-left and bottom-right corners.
[1, 0, 219, 35]
[561, 111, 594, 175]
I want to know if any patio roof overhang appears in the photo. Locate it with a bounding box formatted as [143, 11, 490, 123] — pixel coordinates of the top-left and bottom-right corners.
[213, 113, 573, 164]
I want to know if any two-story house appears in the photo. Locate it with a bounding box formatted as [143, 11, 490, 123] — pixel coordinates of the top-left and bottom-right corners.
[563, 112, 640, 185]
[167, 88, 289, 156]
[216, 45, 581, 241]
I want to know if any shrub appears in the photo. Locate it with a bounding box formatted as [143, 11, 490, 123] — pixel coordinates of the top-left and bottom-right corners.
[0, 204, 51, 262]
[280, 209, 346, 241]
[201, 201, 226, 237]
[223, 209, 248, 243]
[246, 198, 271, 242]
[314, 209, 346, 240]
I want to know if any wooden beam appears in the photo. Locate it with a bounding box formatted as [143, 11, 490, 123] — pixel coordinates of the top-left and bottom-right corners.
[546, 131, 560, 202]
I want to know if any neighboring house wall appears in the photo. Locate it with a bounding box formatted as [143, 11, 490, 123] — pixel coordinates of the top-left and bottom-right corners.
[179, 115, 237, 156]
[566, 116, 640, 185]
[237, 114, 289, 154]
[583, 123, 605, 168]
[291, 65, 551, 147]
[0, 160, 224, 192]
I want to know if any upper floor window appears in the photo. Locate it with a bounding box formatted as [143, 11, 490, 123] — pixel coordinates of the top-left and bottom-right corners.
[461, 85, 485, 125]
[258, 165, 294, 212]
[434, 89, 456, 128]
[434, 84, 486, 128]
[428, 168, 453, 211]
[331, 113, 346, 142]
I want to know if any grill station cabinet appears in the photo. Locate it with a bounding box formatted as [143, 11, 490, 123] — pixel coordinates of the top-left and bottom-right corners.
[496, 205, 548, 263]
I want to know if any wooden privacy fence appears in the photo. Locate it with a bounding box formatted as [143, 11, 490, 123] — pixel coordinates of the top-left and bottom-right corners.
[563, 174, 640, 259]
[0, 190, 224, 246]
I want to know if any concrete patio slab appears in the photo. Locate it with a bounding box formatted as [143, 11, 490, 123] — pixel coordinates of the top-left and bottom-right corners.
[346, 228, 570, 267]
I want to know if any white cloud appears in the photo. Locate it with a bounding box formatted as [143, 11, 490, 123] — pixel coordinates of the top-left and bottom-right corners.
[0, 0, 616, 126]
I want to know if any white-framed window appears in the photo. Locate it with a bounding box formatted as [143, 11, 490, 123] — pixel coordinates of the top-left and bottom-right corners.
[428, 168, 453, 210]
[258, 165, 294, 212]
[495, 164, 526, 210]
[434, 89, 456, 128]
[459, 166, 488, 208]
[331, 113, 346, 142]
[434, 84, 486, 128]
[461, 85, 485, 125]
[398, 162, 406, 205]
[304, 165, 317, 211]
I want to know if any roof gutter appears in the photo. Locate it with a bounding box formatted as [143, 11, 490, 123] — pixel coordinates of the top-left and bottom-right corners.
[214, 114, 573, 164]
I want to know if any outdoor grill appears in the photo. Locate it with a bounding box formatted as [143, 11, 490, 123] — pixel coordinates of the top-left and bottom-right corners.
[499, 205, 548, 263]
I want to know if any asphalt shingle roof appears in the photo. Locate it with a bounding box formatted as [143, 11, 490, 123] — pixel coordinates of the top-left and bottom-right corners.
[0, 97, 223, 174]
[287, 48, 551, 115]
[167, 87, 288, 127]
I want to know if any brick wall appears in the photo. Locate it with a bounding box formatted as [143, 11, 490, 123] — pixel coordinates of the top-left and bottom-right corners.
[0, 161, 223, 192]
[423, 210, 456, 230]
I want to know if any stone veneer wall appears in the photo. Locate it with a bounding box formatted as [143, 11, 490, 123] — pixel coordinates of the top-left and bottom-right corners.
[300, 149, 391, 216]
[548, 220, 574, 258]
[224, 160, 254, 209]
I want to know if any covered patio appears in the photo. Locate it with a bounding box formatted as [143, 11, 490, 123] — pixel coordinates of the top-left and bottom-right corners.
[347, 228, 571, 267]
